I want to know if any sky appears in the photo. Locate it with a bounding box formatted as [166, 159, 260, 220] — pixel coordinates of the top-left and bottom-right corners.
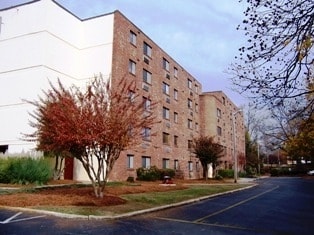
[0, 0, 248, 106]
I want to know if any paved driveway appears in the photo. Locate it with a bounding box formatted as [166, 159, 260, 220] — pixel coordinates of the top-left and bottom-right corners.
[1, 177, 313, 235]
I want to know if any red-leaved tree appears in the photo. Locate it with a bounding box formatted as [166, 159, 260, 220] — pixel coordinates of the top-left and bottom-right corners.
[26, 75, 157, 198]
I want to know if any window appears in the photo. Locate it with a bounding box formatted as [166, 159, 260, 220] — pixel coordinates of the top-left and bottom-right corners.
[195, 103, 199, 113]
[174, 67, 178, 77]
[143, 97, 151, 111]
[174, 135, 178, 147]
[188, 161, 193, 172]
[188, 140, 193, 149]
[188, 98, 193, 109]
[128, 90, 135, 103]
[195, 122, 199, 132]
[222, 97, 226, 105]
[174, 112, 178, 123]
[143, 69, 152, 84]
[129, 31, 137, 45]
[217, 108, 222, 118]
[163, 107, 170, 119]
[143, 42, 152, 57]
[142, 127, 151, 141]
[196, 162, 200, 172]
[174, 160, 179, 170]
[162, 132, 170, 144]
[127, 154, 134, 169]
[188, 79, 192, 89]
[129, 60, 136, 75]
[162, 158, 170, 169]
[142, 156, 151, 168]
[195, 84, 199, 93]
[163, 58, 170, 71]
[174, 89, 178, 100]
[188, 119, 193, 129]
[162, 82, 170, 95]
[217, 126, 222, 136]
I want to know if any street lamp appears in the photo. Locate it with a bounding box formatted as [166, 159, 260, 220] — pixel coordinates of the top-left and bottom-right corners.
[232, 109, 242, 183]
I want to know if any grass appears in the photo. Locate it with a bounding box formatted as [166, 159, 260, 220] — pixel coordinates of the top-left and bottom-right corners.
[32, 184, 251, 216]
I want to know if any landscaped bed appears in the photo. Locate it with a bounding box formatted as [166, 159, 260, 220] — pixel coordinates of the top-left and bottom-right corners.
[0, 179, 252, 216]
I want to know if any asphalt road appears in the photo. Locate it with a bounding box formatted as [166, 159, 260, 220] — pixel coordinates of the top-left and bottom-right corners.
[0, 177, 313, 235]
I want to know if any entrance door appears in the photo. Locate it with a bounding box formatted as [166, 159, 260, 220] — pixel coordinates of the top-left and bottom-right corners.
[63, 157, 73, 180]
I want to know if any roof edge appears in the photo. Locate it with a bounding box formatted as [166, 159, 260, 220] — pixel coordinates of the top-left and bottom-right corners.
[0, 0, 41, 12]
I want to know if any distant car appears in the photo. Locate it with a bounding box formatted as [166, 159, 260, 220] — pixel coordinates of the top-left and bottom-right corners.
[307, 170, 314, 176]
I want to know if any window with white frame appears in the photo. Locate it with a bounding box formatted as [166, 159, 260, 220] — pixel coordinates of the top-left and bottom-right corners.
[163, 58, 170, 71]
[188, 98, 193, 109]
[128, 90, 135, 103]
[129, 31, 137, 45]
[163, 107, 170, 119]
[142, 156, 151, 168]
[217, 108, 222, 118]
[142, 127, 151, 141]
[174, 89, 178, 100]
[188, 119, 193, 129]
[174, 160, 179, 170]
[174, 112, 178, 123]
[162, 82, 170, 95]
[188, 79, 192, 89]
[174, 67, 178, 78]
[188, 161, 193, 171]
[129, 60, 136, 75]
[143, 97, 151, 111]
[143, 42, 152, 57]
[127, 154, 134, 169]
[143, 69, 152, 84]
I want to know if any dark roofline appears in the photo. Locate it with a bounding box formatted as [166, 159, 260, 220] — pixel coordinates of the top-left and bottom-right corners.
[0, 0, 41, 12]
[0, 0, 201, 86]
[51, 0, 115, 21]
[0, 0, 115, 21]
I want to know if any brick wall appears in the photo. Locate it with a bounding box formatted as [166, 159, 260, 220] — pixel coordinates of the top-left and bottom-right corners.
[109, 11, 203, 181]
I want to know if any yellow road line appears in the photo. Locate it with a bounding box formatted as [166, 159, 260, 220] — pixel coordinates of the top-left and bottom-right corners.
[155, 216, 254, 231]
[194, 185, 279, 223]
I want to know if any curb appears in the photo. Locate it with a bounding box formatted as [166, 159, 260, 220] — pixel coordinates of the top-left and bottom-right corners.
[1, 183, 257, 220]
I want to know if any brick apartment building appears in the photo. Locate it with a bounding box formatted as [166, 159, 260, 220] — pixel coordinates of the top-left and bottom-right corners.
[200, 92, 245, 174]
[0, 0, 245, 181]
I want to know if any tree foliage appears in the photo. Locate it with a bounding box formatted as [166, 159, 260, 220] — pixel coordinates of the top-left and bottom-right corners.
[284, 114, 314, 164]
[231, 0, 314, 116]
[193, 136, 224, 179]
[26, 75, 157, 198]
[245, 131, 258, 169]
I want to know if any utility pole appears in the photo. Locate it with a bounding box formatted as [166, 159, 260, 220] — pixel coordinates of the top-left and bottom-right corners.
[233, 109, 242, 183]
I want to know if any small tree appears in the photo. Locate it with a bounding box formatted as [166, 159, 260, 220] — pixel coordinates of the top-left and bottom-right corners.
[193, 136, 224, 179]
[26, 75, 156, 198]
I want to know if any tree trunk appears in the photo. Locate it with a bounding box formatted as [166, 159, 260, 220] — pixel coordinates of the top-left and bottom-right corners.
[53, 155, 64, 180]
[203, 164, 208, 181]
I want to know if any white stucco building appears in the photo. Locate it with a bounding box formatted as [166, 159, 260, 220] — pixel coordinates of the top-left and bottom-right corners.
[0, 0, 113, 154]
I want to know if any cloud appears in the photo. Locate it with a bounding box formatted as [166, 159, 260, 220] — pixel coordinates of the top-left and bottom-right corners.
[0, 0, 248, 105]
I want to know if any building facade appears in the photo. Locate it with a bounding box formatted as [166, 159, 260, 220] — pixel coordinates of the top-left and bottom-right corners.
[0, 0, 244, 181]
[200, 91, 245, 173]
